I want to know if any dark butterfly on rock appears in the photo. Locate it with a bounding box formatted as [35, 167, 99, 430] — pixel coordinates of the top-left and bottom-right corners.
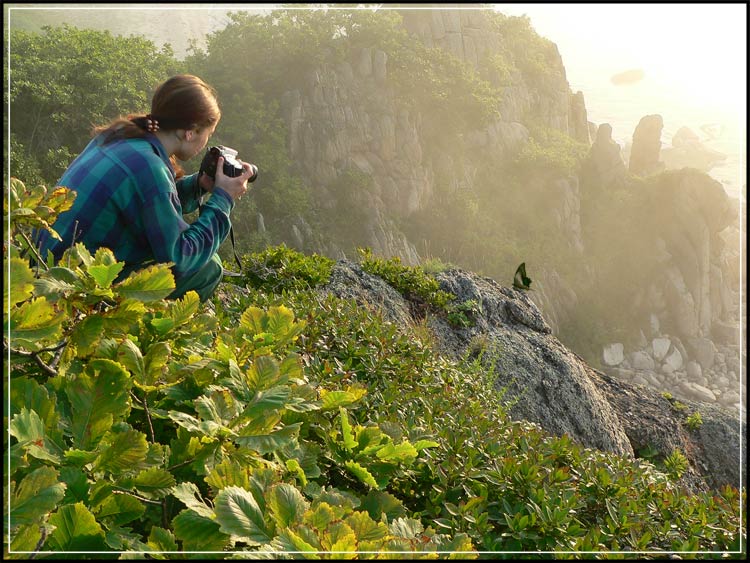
[513, 262, 532, 291]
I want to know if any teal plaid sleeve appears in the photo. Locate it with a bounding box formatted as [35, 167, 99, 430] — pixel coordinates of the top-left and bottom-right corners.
[38, 134, 235, 280]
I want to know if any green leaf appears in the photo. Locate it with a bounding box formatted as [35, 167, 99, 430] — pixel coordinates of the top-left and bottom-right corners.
[171, 482, 215, 518]
[375, 441, 418, 465]
[361, 491, 406, 522]
[88, 260, 124, 289]
[339, 408, 358, 451]
[9, 408, 61, 463]
[96, 493, 146, 526]
[8, 256, 36, 308]
[205, 459, 250, 494]
[239, 306, 265, 333]
[320, 387, 367, 410]
[10, 377, 60, 434]
[266, 305, 297, 337]
[168, 290, 201, 326]
[116, 339, 145, 380]
[413, 440, 440, 452]
[148, 526, 178, 553]
[10, 523, 43, 552]
[246, 355, 283, 390]
[70, 315, 105, 357]
[94, 430, 149, 474]
[389, 517, 423, 540]
[173, 510, 230, 552]
[344, 461, 379, 489]
[134, 468, 176, 499]
[268, 483, 308, 529]
[233, 385, 291, 427]
[235, 422, 301, 454]
[308, 502, 337, 530]
[323, 521, 357, 552]
[115, 263, 175, 302]
[47, 502, 108, 551]
[276, 529, 321, 558]
[102, 299, 147, 332]
[8, 296, 65, 349]
[144, 342, 171, 385]
[10, 466, 66, 528]
[66, 359, 132, 450]
[346, 511, 389, 542]
[214, 486, 272, 545]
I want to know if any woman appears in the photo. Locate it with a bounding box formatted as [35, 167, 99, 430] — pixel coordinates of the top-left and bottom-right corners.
[38, 74, 253, 301]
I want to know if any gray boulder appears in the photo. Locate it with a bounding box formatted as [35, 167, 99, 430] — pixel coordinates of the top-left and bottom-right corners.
[315, 259, 745, 491]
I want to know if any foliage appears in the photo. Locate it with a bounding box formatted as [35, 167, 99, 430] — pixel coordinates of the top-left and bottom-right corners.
[513, 127, 589, 178]
[357, 247, 480, 328]
[5, 178, 748, 558]
[484, 13, 565, 91]
[685, 411, 704, 432]
[357, 247, 453, 310]
[662, 450, 690, 481]
[6, 178, 476, 558]
[8, 25, 181, 186]
[239, 243, 335, 293]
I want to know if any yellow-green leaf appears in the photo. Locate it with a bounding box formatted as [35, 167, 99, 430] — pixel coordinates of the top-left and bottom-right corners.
[268, 483, 308, 529]
[116, 263, 175, 302]
[47, 502, 107, 551]
[10, 466, 66, 528]
[94, 430, 149, 474]
[344, 461, 379, 489]
[214, 486, 271, 545]
[8, 257, 36, 308]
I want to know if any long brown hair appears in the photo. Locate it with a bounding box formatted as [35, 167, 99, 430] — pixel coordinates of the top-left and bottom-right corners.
[93, 74, 221, 177]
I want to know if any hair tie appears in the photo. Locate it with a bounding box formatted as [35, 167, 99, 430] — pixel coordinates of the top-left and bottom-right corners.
[144, 114, 160, 132]
[132, 115, 160, 132]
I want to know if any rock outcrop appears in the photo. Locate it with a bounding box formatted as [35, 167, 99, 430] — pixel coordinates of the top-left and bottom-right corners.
[628, 114, 665, 176]
[580, 123, 627, 189]
[661, 126, 728, 174]
[317, 260, 746, 492]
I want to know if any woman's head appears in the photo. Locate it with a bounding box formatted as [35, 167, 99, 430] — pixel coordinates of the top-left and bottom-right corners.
[149, 74, 221, 134]
[95, 74, 221, 175]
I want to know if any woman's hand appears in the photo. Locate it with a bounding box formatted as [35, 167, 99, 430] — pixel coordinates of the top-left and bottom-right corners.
[213, 157, 255, 201]
[198, 170, 215, 193]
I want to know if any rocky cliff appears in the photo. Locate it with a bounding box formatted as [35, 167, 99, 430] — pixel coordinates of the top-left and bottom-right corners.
[278, 9, 588, 263]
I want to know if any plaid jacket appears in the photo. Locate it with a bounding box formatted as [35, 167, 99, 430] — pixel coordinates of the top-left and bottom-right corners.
[38, 132, 234, 279]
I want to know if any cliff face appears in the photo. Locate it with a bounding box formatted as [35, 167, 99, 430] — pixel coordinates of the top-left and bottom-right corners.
[278, 9, 587, 262]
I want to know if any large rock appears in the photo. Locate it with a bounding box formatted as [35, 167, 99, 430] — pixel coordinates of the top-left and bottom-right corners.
[314, 259, 746, 491]
[661, 126, 727, 173]
[593, 370, 744, 491]
[603, 343, 624, 366]
[629, 114, 665, 176]
[580, 123, 627, 188]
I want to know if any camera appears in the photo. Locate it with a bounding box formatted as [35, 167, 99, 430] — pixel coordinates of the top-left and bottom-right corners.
[199, 146, 258, 182]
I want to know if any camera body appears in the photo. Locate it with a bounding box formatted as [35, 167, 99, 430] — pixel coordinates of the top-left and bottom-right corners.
[199, 146, 258, 182]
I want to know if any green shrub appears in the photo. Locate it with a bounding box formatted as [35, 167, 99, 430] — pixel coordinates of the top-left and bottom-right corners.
[240, 243, 334, 293]
[685, 411, 704, 431]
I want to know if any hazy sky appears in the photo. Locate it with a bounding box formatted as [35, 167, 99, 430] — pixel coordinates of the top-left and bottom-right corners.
[497, 3, 747, 120]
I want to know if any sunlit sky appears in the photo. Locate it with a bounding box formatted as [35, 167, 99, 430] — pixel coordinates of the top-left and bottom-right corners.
[497, 3, 747, 122]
